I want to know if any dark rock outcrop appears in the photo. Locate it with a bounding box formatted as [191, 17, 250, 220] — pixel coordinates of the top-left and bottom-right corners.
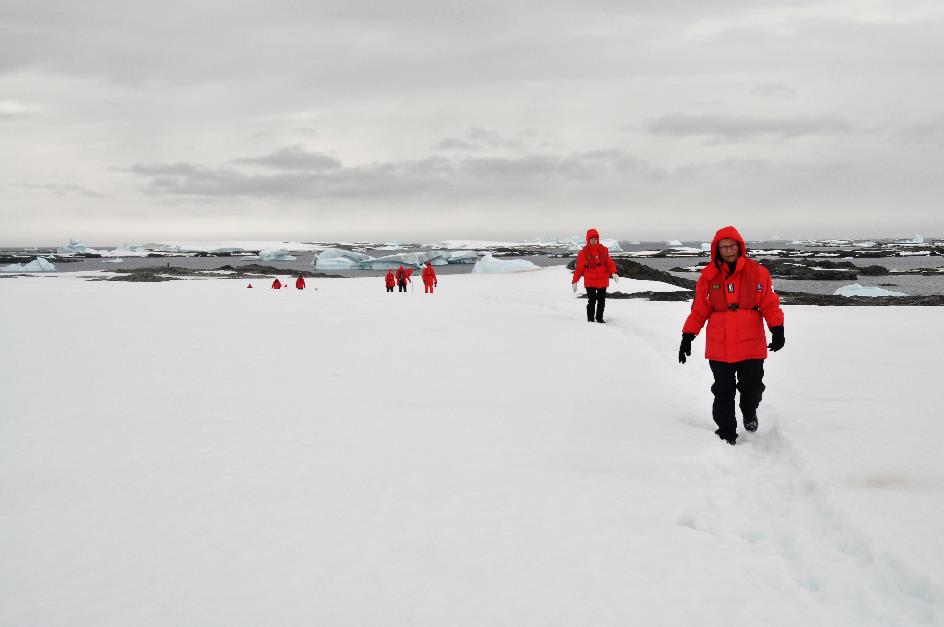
[582, 290, 695, 301]
[757, 258, 872, 280]
[567, 257, 696, 289]
[92, 265, 340, 282]
[776, 291, 944, 306]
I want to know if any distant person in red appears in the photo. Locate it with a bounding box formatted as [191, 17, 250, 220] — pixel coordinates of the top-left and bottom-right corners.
[295, 274, 306, 290]
[271, 278, 283, 289]
[678, 225, 785, 445]
[385, 270, 396, 292]
[422, 262, 438, 294]
[395, 265, 409, 292]
[571, 228, 619, 323]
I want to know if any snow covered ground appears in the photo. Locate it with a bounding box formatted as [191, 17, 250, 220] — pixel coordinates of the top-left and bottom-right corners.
[1, 267, 941, 626]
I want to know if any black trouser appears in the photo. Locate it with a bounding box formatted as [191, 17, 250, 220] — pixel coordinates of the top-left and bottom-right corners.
[386, 286, 394, 292]
[708, 359, 766, 436]
[586, 287, 607, 321]
[398, 282, 407, 292]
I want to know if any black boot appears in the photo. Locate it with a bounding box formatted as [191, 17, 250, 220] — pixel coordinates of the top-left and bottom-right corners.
[744, 416, 758, 432]
[714, 428, 737, 445]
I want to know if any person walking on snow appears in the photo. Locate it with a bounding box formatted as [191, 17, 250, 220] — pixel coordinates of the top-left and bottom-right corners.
[385, 270, 396, 292]
[422, 262, 438, 294]
[678, 225, 785, 445]
[295, 273, 306, 290]
[271, 278, 283, 289]
[571, 228, 619, 323]
[395, 265, 409, 293]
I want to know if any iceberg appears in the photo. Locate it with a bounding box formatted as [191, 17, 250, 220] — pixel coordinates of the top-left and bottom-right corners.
[375, 241, 405, 250]
[601, 239, 623, 253]
[259, 249, 297, 261]
[667, 240, 683, 247]
[143, 242, 184, 253]
[1, 257, 56, 272]
[440, 251, 481, 264]
[314, 248, 373, 269]
[108, 243, 149, 257]
[909, 234, 924, 244]
[316, 248, 485, 270]
[56, 239, 101, 255]
[358, 250, 484, 270]
[369, 251, 445, 268]
[834, 284, 907, 297]
[701, 242, 711, 251]
[472, 253, 539, 273]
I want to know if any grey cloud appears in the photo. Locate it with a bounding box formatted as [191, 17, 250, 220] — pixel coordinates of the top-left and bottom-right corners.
[647, 114, 852, 141]
[232, 146, 342, 171]
[127, 147, 659, 199]
[19, 183, 105, 197]
[127, 163, 213, 177]
[899, 120, 944, 146]
[673, 157, 851, 179]
[750, 82, 796, 99]
[434, 137, 482, 152]
[0, 0, 813, 88]
[435, 127, 529, 153]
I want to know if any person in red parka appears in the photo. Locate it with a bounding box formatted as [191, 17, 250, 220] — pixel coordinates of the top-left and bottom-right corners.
[271, 278, 282, 289]
[571, 228, 619, 323]
[385, 270, 396, 292]
[295, 273, 306, 290]
[422, 261, 438, 294]
[679, 225, 785, 445]
[395, 265, 409, 293]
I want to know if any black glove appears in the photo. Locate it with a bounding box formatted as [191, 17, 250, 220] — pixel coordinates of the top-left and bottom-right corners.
[678, 333, 695, 364]
[767, 326, 785, 352]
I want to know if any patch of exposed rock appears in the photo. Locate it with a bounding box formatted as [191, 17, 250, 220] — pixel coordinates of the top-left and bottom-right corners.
[89, 265, 342, 282]
[567, 257, 696, 289]
[581, 290, 695, 302]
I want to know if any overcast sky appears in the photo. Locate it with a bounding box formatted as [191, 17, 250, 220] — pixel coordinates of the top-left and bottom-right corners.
[2, 0, 942, 245]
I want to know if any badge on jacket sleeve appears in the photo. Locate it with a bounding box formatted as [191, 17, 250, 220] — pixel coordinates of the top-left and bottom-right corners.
[727, 283, 735, 293]
[711, 284, 720, 290]
[756, 283, 763, 292]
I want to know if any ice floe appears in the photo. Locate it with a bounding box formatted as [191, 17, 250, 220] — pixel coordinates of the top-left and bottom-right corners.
[472, 253, 539, 273]
[56, 239, 101, 255]
[259, 249, 297, 261]
[834, 284, 907, 297]
[1, 257, 56, 272]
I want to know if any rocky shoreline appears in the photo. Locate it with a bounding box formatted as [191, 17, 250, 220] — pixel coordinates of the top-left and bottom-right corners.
[85, 265, 342, 282]
[567, 258, 697, 289]
[572, 258, 943, 306]
[594, 289, 944, 306]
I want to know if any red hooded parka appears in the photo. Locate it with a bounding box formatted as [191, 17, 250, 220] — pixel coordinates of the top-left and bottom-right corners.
[271, 278, 282, 289]
[422, 263, 437, 286]
[682, 226, 784, 363]
[296, 276, 306, 289]
[395, 266, 408, 285]
[385, 270, 396, 288]
[572, 228, 617, 289]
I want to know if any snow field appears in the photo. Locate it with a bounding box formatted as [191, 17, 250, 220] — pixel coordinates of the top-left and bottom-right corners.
[0, 267, 941, 626]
